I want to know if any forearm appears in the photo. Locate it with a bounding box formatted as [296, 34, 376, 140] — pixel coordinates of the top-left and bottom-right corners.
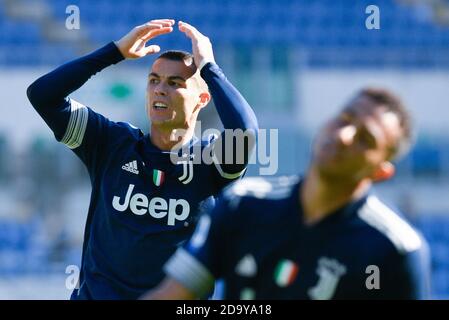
[201, 63, 258, 133]
[201, 63, 258, 175]
[27, 42, 124, 110]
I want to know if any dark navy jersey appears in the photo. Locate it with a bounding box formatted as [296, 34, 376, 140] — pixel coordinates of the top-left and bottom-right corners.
[27, 42, 258, 299]
[165, 177, 431, 300]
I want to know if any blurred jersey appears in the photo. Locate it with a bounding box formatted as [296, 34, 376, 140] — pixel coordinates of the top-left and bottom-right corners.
[165, 176, 431, 299]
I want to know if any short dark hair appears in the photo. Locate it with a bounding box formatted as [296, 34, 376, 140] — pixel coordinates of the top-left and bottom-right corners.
[155, 50, 209, 91]
[156, 50, 196, 68]
[358, 87, 413, 160]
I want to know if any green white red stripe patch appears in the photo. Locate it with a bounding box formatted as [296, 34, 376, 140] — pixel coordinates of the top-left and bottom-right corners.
[153, 169, 165, 186]
[274, 259, 299, 287]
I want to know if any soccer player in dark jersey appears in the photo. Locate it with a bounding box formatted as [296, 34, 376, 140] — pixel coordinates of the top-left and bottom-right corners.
[26, 19, 258, 299]
[145, 88, 431, 300]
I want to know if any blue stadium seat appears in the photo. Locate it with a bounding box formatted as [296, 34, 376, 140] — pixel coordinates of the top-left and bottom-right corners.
[0, 20, 41, 45]
[6, 0, 440, 69]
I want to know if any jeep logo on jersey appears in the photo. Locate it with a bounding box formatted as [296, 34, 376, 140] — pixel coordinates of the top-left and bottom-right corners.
[112, 184, 190, 226]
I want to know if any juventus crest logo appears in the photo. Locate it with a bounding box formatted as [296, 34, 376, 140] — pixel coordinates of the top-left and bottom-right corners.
[308, 257, 347, 300]
[178, 159, 194, 184]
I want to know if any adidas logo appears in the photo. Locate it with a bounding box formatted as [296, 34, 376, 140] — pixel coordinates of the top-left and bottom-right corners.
[122, 160, 139, 175]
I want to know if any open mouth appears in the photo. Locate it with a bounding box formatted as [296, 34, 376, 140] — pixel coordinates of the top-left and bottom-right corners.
[153, 102, 168, 110]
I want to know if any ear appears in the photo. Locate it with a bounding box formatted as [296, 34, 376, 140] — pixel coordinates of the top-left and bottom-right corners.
[195, 92, 211, 111]
[199, 92, 211, 106]
[372, 161, 395, 182]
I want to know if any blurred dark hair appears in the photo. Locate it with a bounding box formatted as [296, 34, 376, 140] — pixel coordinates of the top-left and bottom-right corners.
[358, 87, 413, 160]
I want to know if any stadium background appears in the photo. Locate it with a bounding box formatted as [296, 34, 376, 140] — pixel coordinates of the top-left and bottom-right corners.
[0, 0, 448, 299]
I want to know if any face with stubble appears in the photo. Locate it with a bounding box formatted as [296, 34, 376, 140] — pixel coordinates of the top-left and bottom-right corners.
[146, 57, 210, 131]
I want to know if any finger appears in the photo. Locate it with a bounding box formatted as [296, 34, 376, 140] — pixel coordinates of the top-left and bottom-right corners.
[178, 21, 198, 32]
[142, 45, 161, 56]
[178, 21, 204, 36]
[144, 21, 174, 29]
[136, 23, 163, 36]
[141, 26, 173, 41]
[148, 18, 175, 24]
[135, 19, 173, 34]
[136, 23, 170, 39]
[178, 21, 200, 40]
[140, 21, 174, 34]
[149, 19, 175, 26]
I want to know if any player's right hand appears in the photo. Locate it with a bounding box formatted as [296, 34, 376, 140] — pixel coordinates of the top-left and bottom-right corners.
[114, 19, 175, 59]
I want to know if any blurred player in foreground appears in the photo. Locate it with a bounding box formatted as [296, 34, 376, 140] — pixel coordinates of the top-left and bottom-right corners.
[144, 88, 431, 300]
[27, 20, 258, 299]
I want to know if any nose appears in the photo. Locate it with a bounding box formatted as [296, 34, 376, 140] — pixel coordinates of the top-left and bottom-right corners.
[336, 125, 356, 146]
[153, 82, 167, 96]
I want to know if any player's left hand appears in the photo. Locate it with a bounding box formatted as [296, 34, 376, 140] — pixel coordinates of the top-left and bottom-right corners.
[178, 21, 216, 69]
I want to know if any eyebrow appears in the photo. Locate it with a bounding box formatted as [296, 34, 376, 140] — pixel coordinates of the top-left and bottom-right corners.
[148, 72, 186, 82]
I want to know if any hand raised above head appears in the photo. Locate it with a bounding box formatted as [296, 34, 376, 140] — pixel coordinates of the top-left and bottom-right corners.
[178, 21, 216, 70]
[115, 19, 175, 59]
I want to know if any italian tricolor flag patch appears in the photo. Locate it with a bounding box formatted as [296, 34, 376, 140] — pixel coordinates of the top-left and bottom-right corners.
[153, 169, 165, 187]
[274, 259, 299, 287]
